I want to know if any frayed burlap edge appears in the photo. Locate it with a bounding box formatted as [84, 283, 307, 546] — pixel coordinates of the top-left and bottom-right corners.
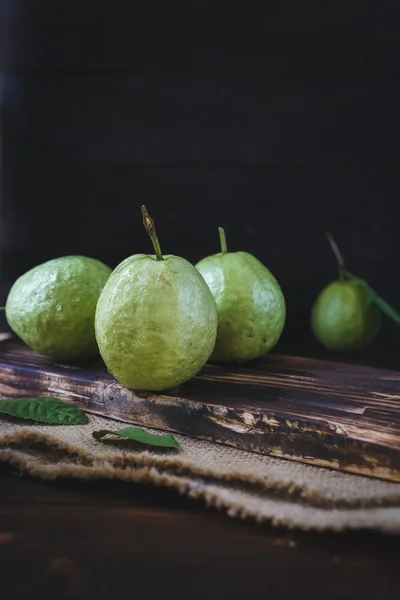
[2, 445, 400, 533]
[2, 428, 400, 521]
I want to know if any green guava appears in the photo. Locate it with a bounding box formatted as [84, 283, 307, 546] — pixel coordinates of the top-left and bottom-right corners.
[94, 207, 218, 391]
[195, 228, 286, 363]
[5, 256, 112, 359]
[311, 279, 381, 351]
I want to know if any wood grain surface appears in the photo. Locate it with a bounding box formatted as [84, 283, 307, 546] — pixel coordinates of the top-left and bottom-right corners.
[1, 338, 400, 482]
[1, 463, 399, 600]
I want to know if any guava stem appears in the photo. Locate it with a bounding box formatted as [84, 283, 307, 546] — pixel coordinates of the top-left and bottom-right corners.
[0, 307, 5, 311]
[141, 205, 164, 261]
[218, 227, 228, 254]
[326, 230, 346, 280]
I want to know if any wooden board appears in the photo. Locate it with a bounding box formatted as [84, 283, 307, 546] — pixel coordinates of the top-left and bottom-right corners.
[1, 467, 400, 600]
[0, 337, 400, 482]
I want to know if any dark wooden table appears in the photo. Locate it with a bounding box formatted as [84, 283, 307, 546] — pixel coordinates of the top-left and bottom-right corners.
[0, 462, 399, 600]
[1, 339, 400, 599]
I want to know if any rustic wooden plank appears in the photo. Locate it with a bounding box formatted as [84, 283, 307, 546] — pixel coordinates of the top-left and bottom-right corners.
[1, 339, 400, 482]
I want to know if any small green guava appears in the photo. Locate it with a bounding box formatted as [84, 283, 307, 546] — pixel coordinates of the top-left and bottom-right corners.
[311, 279, 381, 350]
[311, 232, 383, 351]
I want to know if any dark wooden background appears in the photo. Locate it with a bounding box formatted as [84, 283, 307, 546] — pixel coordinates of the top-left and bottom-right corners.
[2, 0, 400, 353]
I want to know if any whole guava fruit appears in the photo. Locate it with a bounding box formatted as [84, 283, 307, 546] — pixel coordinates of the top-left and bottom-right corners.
[94, 207, 218, 391]
[311, 279, 381, 351]
[5, 255, 112, 359]
[196, 228, 286, 363]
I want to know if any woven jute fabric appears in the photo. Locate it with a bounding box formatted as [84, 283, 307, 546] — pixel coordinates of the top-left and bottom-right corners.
[1, 414, 400, 533]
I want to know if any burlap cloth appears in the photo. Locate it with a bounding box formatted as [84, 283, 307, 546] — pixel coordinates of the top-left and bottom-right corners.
[1, 414, 400, 533]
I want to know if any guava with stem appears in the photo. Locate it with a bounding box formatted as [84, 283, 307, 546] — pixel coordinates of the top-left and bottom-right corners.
[196, 227, 286, 363]
[95, 206, 218, 391]
[311, 232, 400, 351]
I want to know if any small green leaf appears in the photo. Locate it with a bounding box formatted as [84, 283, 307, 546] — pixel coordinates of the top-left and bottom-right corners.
[357, 279, 400, 327]
[92, 427, 181, 449]
[0, 397, 89, 425]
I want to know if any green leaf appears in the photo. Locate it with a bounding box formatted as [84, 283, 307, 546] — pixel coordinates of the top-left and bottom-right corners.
[357, 279, 400, 327]
[92, 427, 181, 449]
[0, 397, 89, 425]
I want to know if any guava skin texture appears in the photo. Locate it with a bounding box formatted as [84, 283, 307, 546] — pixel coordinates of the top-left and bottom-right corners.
[95, 254, 218, 391]
[5, 256, 112, 360]
[195, 251, 286, 363]
[311, 279, 381, 351]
